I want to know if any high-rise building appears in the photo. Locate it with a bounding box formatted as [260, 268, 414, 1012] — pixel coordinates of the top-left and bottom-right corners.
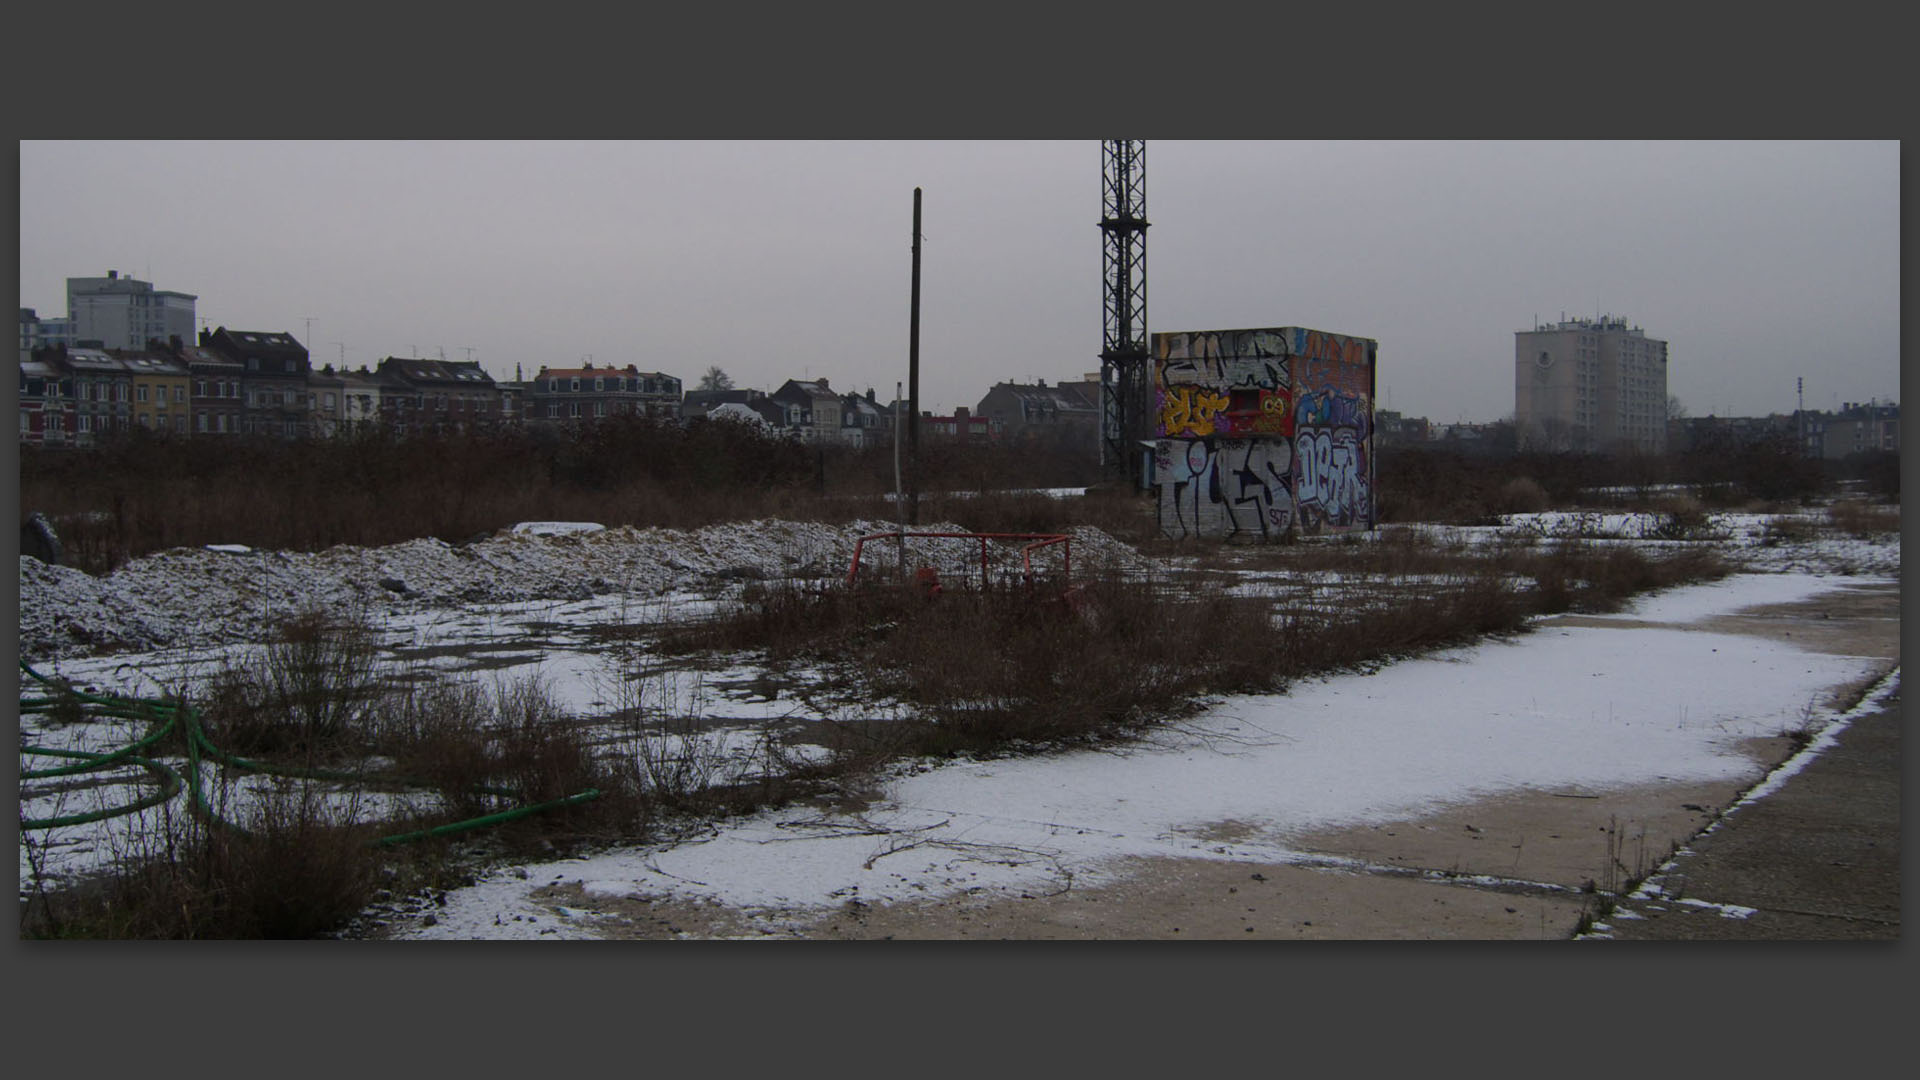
[67, 270, 197, 352]
[1515, 314, 1667, 453]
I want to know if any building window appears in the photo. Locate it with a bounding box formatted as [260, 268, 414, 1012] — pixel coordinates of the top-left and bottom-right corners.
[570, 378, 580, 392]
[137, 385, 150, 403]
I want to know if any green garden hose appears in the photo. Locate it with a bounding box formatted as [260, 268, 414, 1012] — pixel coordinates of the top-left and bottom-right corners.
[19, 660, 600, 843]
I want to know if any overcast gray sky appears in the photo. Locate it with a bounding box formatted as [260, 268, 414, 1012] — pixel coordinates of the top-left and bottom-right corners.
[18, 140, 1900, 422]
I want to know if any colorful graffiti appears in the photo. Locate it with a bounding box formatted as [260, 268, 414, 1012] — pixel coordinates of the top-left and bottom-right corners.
[1159, 386, 1231, 436]
[1151, 325, 1374, 538]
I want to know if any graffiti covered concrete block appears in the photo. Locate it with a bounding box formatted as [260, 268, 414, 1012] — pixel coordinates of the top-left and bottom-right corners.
[1152, 326, 1376, 538]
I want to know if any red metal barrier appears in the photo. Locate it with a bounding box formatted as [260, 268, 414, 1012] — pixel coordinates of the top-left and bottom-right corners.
[846, 532, 1072, 589]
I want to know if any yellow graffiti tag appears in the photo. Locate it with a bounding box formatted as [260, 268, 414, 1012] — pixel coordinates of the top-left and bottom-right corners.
[1160, 386, 1230, 436]
[1255, 391, 1292, 433]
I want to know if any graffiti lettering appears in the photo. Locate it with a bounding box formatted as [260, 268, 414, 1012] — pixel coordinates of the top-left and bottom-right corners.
[1296, 330, 1367, 367]
[1293, 427, 1369, 528]
[1154, 438, 1294, 539]
[1153, 439, 1210, 539]
[1160, 354, 1288, 392]
[1159, 386, 1231, 437]
[1294, 390, 1371, 436]
[1150, 326, 1375, 538]
[1224, 439, 1293, 538]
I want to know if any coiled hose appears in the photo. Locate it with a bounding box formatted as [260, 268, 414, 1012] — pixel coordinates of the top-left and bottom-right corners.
[18, 660, 599, 844]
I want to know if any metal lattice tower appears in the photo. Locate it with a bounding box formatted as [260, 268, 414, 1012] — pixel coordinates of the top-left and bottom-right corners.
[1099, 140, 1150, 479]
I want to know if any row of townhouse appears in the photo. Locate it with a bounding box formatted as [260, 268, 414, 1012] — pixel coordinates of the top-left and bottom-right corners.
[1795, 402, 1900, 460]
[1662, 405, 1900, 461]
[682, 378, 1005, 448]
[524, 364, 681, 424]
[684, 374, 1126, 448]
[22, 328, 1119, 454]
[19, 330, 689, 447]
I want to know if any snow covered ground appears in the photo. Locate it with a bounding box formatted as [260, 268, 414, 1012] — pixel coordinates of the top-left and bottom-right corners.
[15, 505, 1900, 937]
[16, 517, 1147, 664]
[390, 567, 1893, 939]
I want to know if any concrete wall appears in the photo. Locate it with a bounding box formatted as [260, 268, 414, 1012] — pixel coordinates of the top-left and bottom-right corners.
[1151, 326, 1376, 539]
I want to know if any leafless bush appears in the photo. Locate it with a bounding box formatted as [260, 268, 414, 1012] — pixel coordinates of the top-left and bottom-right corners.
[1826, 499, 1899, 538]
[1760, 513, 1822, 546]
[1494, 476, 1550, 515]
[199, 606, 384, 758]
[21, 785, 383, 939]
[1646, 494, 1715, 541]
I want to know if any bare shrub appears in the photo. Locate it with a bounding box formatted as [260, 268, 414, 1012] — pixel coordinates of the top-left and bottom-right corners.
[22, 786, 382, 939]
[1494, 476, 1550, 515]
[370, 679, 499, 818]
[373, 674, 620, 837]
[1646, 494, 1714, 541]
[1760, 513, 1821, 546]
[1556, 544, 1727, 614]
[673, 573, 1281, 758]
[199, 606, 384, 759]
[1827, 499, 1899, 538]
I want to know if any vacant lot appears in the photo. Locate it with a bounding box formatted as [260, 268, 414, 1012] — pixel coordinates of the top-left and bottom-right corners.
[18, 500, 1899, 939]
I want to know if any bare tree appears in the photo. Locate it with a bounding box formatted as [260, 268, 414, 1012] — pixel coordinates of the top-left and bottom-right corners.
[699, 366, 735, 392]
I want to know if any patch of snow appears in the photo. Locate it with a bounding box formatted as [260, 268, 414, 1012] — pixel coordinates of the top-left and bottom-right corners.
[509, 522, 607, 537]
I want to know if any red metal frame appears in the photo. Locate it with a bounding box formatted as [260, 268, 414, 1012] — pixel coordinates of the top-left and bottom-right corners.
[846, 532, 1072, 589]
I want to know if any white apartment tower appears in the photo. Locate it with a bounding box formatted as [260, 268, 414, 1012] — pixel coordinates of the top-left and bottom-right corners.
[1515, 314, 1667, 453]
[67, 270, 198, 352]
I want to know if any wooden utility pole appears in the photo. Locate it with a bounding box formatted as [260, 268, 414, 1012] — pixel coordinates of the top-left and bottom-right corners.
[894, 379, 906, 575]
[907, 186, 922, 525]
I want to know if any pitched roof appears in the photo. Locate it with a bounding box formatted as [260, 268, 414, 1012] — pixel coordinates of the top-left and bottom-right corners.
[775, 378, 840, 403]
[984, 381, 1099, 413]
[377, 358, 497, 387]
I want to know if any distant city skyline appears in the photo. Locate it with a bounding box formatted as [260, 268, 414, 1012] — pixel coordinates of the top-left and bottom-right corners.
[19, 141, 1900, 422]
